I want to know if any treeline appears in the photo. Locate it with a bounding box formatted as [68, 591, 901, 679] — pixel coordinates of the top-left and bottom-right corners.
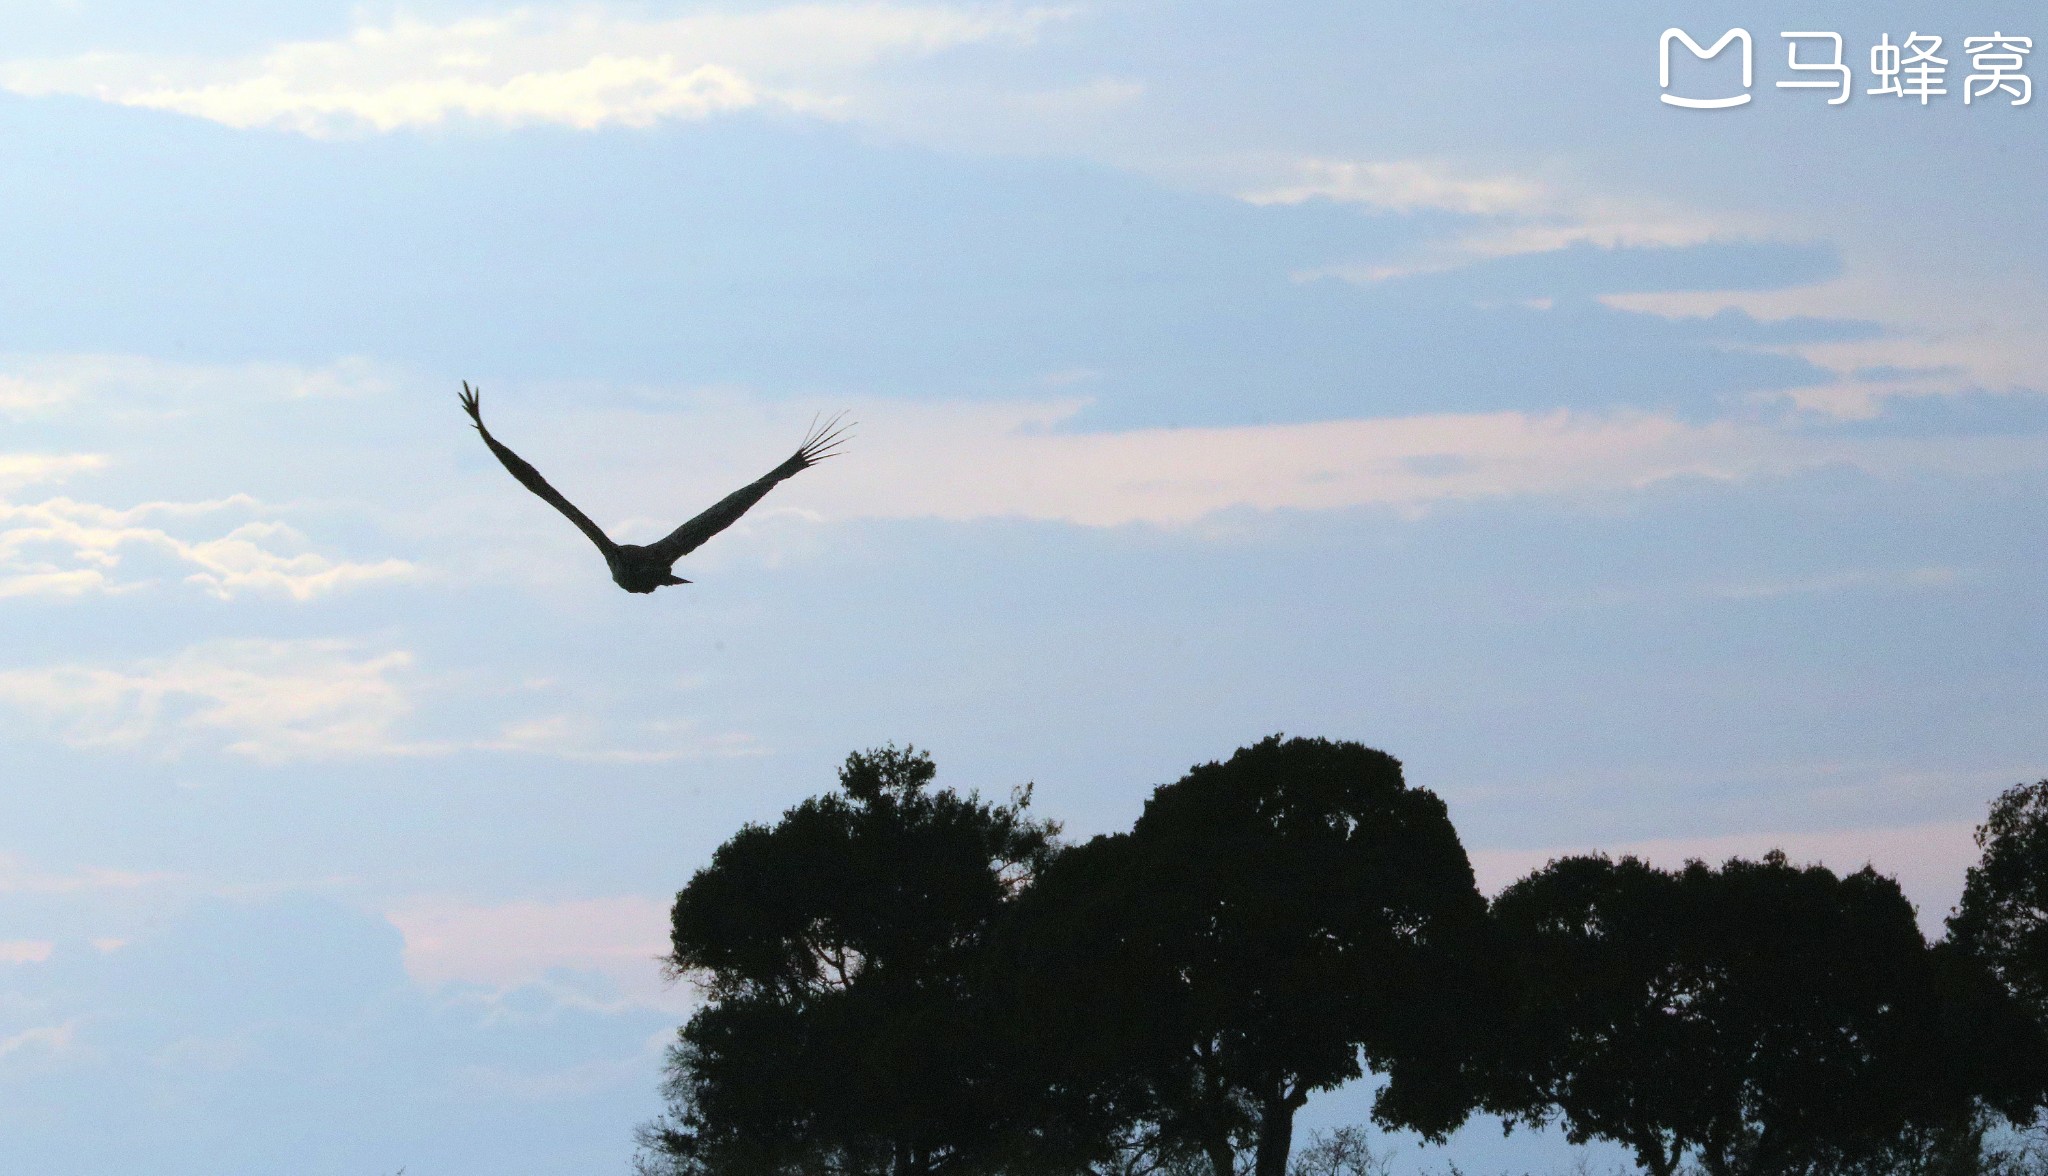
[634, 737, 2048, 1176]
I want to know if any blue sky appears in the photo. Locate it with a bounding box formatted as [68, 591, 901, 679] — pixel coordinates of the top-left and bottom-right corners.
[0, 2, 2042, 1172]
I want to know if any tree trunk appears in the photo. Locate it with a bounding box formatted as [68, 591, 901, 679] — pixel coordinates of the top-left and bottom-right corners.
[1253, 1091, 1306, 1176]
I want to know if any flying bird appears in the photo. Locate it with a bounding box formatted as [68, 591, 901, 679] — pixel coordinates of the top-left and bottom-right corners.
[459, 382, 850, 594]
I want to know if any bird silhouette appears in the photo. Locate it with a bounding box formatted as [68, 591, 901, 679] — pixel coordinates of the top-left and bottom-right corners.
[459, 382, 850, 593]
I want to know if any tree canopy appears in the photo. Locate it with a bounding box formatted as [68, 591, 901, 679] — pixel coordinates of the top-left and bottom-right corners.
[646, 745, 1057, 1176]
[1013, 736, 1489, 1176]
[639, 743, 2048, 1176]
[1487, 851, 2041, 1176]
[1951, 780, 2048, 1029]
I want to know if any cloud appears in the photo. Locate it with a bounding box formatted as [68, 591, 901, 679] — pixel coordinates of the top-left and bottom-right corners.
[1604, 263, 2048, 418]
[0, 857, 172, 895]
[0, 3, 1067, 135]
[0, 353, 391, 419]
[0, 940, 54, 964]
[1244, 158, 1753, 281]
[545, 396, 2048, 534]
[842, 402, 1771, 525]
[0, 355, 414, 599]
[0, 894, 674, 1162]
[0, 640, 759, 764]
[386, 895, 686, 1011]
[0, 1021, 76, 1061]
[474, 710, 763, 764]
[1245, 159, 1550, 218]
[0, 454, 106, 493]
[0, 638, 426, 763]
[0, 495, 415, 600]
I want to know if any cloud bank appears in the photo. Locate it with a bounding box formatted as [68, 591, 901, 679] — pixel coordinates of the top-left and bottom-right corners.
[0, 493, 414, 600]
[0, 3, 1066, 134]
[1243, 157, 1754, 280]
[538, 396, 2048, 536]
[0, 639, 760, 765]
[387, 894, 685, 1010]
[0, 639, 424, 763]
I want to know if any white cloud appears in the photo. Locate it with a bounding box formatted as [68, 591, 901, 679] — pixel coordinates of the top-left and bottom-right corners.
[0, 640, 758, 764]
[534, 396, 2048, 536]
[1245, 159, 1550, 218]
[0, 940, 54, 964]
[386, 895, 687, 1011]
[0, 453, 105, 492]
[0, 1021, 76, 1061]
[0, 638, 426, 763]
[1244, 165, 2048, 406]
[0, 355, 414, 599]
[0, 376, 73, 416]
[0, 855, 173, 895]
[0, 494, 416, 600]
[1244, 157, 1752, 281]
[0, 3, 1067, 135]
[1603, 261, 2048, 418]
[475, 710, 762, 764]
[838, 402, 1763, 525]
[0, 353, 391, 419]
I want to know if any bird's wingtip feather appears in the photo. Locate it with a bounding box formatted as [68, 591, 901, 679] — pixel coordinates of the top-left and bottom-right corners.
[796, 410, 855, 463]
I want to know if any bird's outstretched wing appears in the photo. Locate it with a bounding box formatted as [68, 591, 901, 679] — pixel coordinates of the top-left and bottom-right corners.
[645, 412, 852, 565]
[460, 382, 620, 560]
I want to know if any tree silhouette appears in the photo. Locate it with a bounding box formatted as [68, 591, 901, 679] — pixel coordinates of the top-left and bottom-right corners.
[1014, 736, 1488, 1176]
[635, 743, 2048, 1176]
[1488, 851, 2027, 1176]
[1951, 781, 2048, 1033]
[642, 745, 1058, 1176]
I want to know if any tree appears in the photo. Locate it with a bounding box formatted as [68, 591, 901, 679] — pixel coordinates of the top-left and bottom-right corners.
[1951, 781, 2048, 1033]
[1485, 855, 1698, 1176]
[1947, 779, 2048, 1148]
[1487, 851, 2028, 1176]
[1014, 736, 1490, 1176]
[641, 745, 1058, 1176]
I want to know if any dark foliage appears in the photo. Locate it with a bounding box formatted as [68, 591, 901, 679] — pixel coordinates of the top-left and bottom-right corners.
[1012, 736, 1490, 1176]
[646, 745, 1058, 1176]
[1486, 851, 2042, 1176]
[638, 745, 2048, 1176]
[1951, 781, 2048, 1032]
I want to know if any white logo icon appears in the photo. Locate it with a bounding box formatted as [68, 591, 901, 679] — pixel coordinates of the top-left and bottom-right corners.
[1660, 27, 1753, 107]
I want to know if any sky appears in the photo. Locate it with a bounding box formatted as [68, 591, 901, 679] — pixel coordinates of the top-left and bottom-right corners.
[0, 2, 2042, 1172]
